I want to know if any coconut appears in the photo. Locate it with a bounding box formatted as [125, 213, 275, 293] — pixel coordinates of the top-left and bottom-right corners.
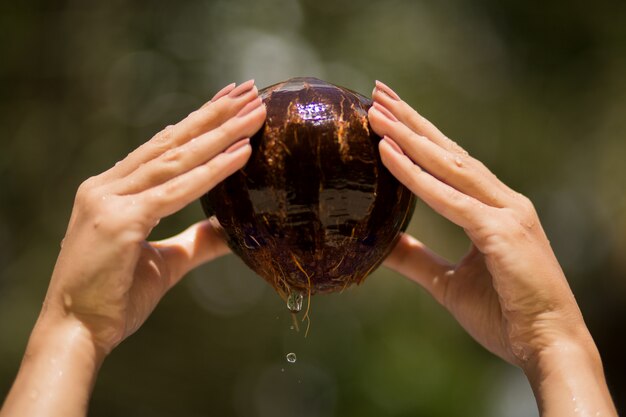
[201, 77, 416, 300]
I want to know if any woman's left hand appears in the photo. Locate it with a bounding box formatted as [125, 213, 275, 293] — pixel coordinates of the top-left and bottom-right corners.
[41, 80, 266, 355]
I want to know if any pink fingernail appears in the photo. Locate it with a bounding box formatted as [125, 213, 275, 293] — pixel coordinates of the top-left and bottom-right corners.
[373, 102, 398, 122]
[383, 136, 404, 155]
[225, 138, 250, 154]
[210, 82, 236, 103]
[375, 80, 401, 101]
[228, 79, 256, 98]
[236, 97, 263, 117]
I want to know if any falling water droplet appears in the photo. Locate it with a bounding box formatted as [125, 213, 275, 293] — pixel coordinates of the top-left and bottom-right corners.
[287, 291, 303, 313]
[286, 352, 297, 363]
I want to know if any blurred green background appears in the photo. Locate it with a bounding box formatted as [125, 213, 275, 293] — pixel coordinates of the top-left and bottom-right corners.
[1, 0, 626, 415]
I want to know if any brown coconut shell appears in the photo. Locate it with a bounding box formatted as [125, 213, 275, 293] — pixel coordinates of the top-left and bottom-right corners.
[201, 77, 416, 298]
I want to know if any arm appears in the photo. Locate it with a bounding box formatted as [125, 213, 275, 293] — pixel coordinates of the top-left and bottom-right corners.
[0, 318, 103, 417]
[526, 338, 615, 416]
[0, 80, 266, 417]
[369, 81, 617, 416]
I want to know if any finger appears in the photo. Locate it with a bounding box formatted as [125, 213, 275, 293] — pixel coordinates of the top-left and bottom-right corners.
[101, 80, 258, 181]
[373, 80, 463, 154]
[140, 138, 253, 220]
[115, 101, 265, 194]
[208, 82, 236, 105]
[379, 137, 492, 230]
[384, 233, 453, 305]
[369, 104, 512, 208]
[151, 217, 230, 288]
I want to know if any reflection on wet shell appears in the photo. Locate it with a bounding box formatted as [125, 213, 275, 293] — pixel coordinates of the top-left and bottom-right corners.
[201, 77, 416, 297]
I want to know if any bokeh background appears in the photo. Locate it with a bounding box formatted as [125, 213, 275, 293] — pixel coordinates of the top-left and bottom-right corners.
[1, 0, 625, 415]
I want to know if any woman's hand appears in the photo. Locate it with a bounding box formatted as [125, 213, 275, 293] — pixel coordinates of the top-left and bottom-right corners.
[369, 81, 616, 416]
[0, 81, 266, 417]
[40, 80, 266, 355]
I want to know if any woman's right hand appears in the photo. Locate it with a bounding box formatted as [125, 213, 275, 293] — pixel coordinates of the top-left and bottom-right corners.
[369, 81, 617, 416]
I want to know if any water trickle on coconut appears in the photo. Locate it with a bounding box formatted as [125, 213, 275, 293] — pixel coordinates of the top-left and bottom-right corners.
[286, 291, 304, 313]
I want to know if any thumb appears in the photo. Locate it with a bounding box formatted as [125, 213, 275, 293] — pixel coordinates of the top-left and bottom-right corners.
[384, 233, 454, 305]
[151, 217, 231, 289]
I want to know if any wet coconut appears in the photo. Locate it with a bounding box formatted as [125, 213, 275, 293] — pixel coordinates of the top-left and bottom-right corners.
[201, 77, 416, 300]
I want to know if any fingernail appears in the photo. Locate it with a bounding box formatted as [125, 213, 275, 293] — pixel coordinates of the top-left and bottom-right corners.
[225, 138, 250, 154]
[375, 80, 401, 101]
[383, 136, 404, 155]
[373, 102, 398, 122]
[210, 82, 236, 103]
[236, 97, 262, 117]
[229, 79, 255, 98]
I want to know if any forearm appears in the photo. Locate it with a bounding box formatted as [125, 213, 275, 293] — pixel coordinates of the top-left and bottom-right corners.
[524, 335, 617, 417]
[0, 316, 104, 417]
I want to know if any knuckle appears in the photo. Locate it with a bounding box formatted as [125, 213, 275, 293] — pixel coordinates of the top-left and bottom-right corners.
[161, 146, 184, 165]
[448, 154, 468, 176]
[96, 214, 126, 236]
[154, 124, 175, 144]
[194, 105, 220, 125]
[492, 209, 530, 241]
[158, 176, 185, 199]
[201, 161, 218, 179]
[77, 176, 97, 193]
[515, 194, 537, 223]
[470, 211, 519, 249]
[408, 107, 425, 126]
[473, 159, 488, 172]
[156, 148, 186, 177]
[449, 140, 467, 155]
[517, 193, 535, 211]
[76, 177, 102, 206]
[98, 202, 152, 242]
[147, 125, 176, 154]
[215, 121, 239, 143]
[443, 185, 471, 213]
[407, 165, 424, 189]
[409, 130, 424, 143]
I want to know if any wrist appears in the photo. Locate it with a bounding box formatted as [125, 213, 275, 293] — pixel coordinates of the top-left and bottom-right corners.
[1, 315, 105, 417]
[28, 313, 107, 367]
[522, 333, 616, 417]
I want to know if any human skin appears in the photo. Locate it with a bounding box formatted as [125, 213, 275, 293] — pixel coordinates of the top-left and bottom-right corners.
[0, 80, 266, 417]
[370, 80, 617, 416]
[0, 80, 617, 417]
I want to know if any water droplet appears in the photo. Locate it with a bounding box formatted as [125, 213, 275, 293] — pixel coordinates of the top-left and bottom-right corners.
[286, 291, 303, 313]
[29, 389, 39, 400]
[286, 352, 297, 363]
[63, 294, 72, 309]
[290, 325, 295, 330]
[454, 156, 463, 167]
[60, 238, 65, 248]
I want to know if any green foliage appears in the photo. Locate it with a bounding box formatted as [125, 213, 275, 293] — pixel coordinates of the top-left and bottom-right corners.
[1, 0, 626, 415]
